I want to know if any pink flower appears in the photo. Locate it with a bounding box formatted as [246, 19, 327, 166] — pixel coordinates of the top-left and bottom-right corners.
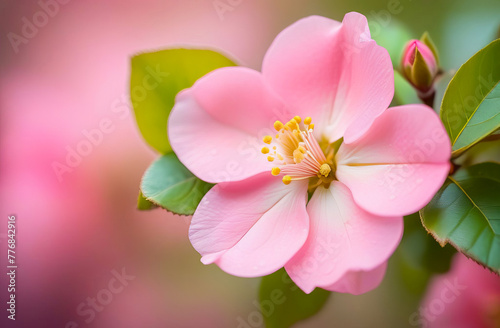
[168, 13, 451, 294]
[418, 255, 500, 328]
[401, 39, 438, 92]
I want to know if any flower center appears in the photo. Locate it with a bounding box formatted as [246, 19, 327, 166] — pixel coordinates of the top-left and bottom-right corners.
[261, 116, 336, 187]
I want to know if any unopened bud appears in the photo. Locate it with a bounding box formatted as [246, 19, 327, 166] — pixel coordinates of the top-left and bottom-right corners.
[401, 39, 438, 93]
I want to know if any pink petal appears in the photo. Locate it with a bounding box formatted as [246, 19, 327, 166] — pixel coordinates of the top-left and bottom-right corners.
[336, 105, 451, 217]
[262, 12, 394, 143]
[189, 173, 309, 277]
[168, 67, 287, 183]
[285, 181, 402, 294]
[324, 262, 387, 295]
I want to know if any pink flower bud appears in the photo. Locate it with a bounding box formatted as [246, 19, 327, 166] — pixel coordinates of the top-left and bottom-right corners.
[401, 40, 438, 92]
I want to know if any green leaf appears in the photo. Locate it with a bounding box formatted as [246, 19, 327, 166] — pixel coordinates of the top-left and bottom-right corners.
[259, 268, 330, 328]
[141, 153, 214, 215]
[130, 49, 237, 154]
[393, 70, 421, 106]
[440, 39, 500, 157]
[420, 162, 500, 272]
[137, 190, 157, 210]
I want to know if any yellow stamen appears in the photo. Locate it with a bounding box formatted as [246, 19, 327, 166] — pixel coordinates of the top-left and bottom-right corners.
[263, 136, 272, 144]
[293, 149, 305, 163]
[262, 114, 334, 188]
[319, 164, 331, 177]
[274, 121, 284, 131]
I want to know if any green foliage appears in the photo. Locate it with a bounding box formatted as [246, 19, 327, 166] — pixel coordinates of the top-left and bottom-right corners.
[440, 39, 500, 157]
[130, 49, 236, 154]
[131, 49, 237, 215]
[137, 190, 157, 210]
[259, 268, 330, 328]
[141, 154, 214, 216]
[420, 162, 500, 273]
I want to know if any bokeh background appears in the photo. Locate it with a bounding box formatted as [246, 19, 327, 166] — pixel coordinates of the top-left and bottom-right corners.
[1, 0, 499, 327]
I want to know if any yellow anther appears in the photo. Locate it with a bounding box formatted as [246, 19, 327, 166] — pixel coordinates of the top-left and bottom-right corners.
[274, 121, 284, 131]
[309, 123, 315, 130]
[290, 119, 300, 130]
[304, 117, 312, 125]
[319, 164, 331, 177]
[277, 154, 284, 161]
[294, 116, 301, 123]
[273, 146, 277, 150]
[282, 175, 292, 185]
[267, 156, 275, 162]
[271, 167, 281, 176]
[263, 136, 272, 144]
[261, 147, 270, 154]
[298, 146, 306, 154]
[285, 122, 293, 130]
[293, 149, 305, 163]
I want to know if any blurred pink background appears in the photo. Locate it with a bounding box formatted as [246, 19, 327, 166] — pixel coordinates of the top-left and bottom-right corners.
[1, 1, 499, 327]
[422, 255, 500, 328]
